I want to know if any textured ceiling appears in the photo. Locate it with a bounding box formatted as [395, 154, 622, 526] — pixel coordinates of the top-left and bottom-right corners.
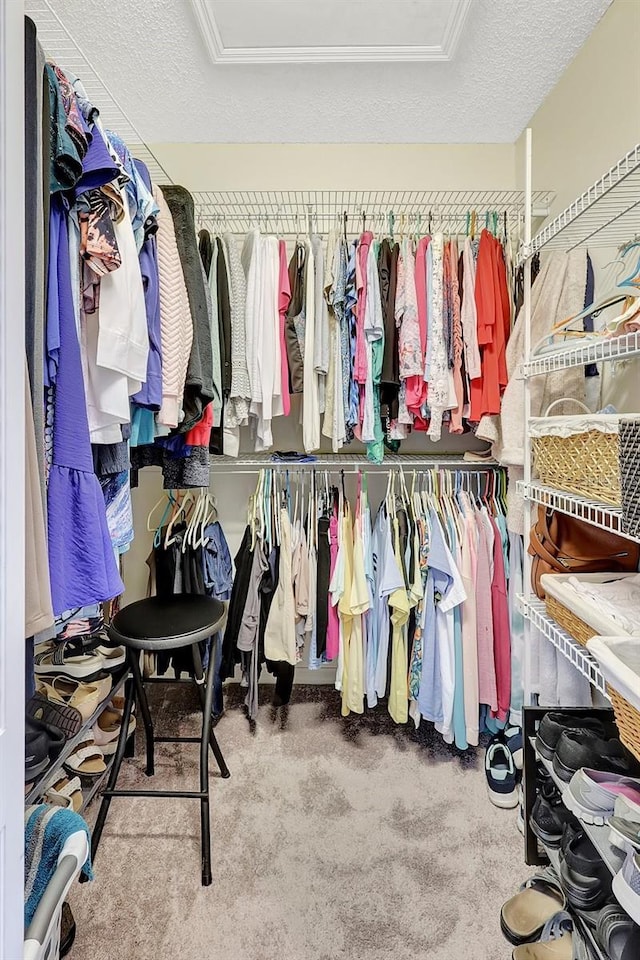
[27, 0, 612, 143]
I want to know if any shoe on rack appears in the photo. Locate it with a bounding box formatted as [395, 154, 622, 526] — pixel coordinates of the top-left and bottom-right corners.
[536, 713, 609, 762]
[563, 768, 640, 826]
[501, 870, 566, 945]
[613, 851, 640, 925]
[511, 910, 590, 960]
[25, 715, 65, 758]
[36, 676, 104, 723]
[596, 902, 640, 960]
[25, 727, 49, 781]
[45, 776, 83, 812]
[27, 691, 83, 739]
[93, 644, 126, 673]
[609, 794, 640, 851]
[34, 640, 105, 682]
[530, 787, 580, 848]
[609, 817, 640, 855]
[92, 712, 136, 756]
[559, 827, 612, 911]
[553, 729, 634, 784]
[486, 741, 519, 809]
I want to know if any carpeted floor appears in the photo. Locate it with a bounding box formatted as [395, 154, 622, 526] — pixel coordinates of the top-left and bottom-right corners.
[70, 685, 525, 960]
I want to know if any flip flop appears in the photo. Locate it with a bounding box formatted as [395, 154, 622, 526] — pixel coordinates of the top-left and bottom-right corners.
[501, 872, 567, 946]
[63, 739, 106, 780]
[45, 776, 83, 812]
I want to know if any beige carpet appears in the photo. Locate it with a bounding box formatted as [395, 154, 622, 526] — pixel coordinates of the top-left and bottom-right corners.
[70, 685, 525, 960]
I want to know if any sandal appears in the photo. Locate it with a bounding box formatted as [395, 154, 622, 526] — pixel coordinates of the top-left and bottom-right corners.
[34, 641, 105, 681]
[36, 677, 103, 722]
[25, 715, 66, 757]
[512, 911, 584, 959]
[94, 644, 126, 673]
[63, 738, 106, 780]
[45, 776, 83, 812]
[92, 713, 136, 755]
[501, 871, 567, 946]
[27, 692, 83, 739]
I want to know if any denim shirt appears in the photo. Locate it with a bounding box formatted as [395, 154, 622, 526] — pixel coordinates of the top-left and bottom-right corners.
[202, 521, 233, 601]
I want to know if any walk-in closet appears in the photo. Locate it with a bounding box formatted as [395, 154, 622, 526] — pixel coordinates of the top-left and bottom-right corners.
[4, 1, 640, 958]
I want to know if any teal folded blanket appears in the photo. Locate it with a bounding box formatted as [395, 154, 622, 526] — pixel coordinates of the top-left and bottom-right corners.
[24, 803, 93, 928]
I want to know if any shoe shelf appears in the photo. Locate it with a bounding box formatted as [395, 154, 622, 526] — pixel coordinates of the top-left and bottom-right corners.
[521, 329, 640, 378]
[518, 481, 639, 544]
[519, 597, 610, 700]
[26, 670, 128, 807]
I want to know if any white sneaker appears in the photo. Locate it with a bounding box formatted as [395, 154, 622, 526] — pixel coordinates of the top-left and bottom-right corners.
[612, 850, 640, 925]
[609, 793, 640, 850]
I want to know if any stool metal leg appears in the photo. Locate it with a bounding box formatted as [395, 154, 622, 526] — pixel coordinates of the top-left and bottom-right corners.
[199, 647, 216, 886]
[191, 644, 230, 780]
[92, 668, 136, 860]
[130, 649, 155, 777]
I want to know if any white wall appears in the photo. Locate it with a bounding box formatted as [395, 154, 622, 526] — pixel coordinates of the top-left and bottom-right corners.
[149, 142, 518, 192]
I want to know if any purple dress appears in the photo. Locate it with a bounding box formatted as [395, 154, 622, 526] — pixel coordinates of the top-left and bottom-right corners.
[46, 195, 124, 614]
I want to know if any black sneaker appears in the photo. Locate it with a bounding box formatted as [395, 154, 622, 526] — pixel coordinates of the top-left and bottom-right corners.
[553, 729, 634, 783]
[559, 827, 612, 910]
[530, 787, 580, 847]
[536, 712, 608, 761]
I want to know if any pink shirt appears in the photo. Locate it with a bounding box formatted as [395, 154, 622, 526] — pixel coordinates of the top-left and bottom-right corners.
[406, 236, 429, 415]
[326, 508, 340, 660]
[488, 515, 511, 722]
[354, 232, 373, 385]
[278, 239, 291, 416]
[475, 511, 498, 712]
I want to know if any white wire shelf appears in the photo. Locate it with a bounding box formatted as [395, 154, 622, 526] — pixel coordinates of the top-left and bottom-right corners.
[26, 0, 171, 184]
[193, 189, 552, 236]
[520, 144, 640, 262]
[519, 595, 610, 700]
[518, 481, 640, 544]
[208, 452, 500, 473]
[522, 330, 640, 377]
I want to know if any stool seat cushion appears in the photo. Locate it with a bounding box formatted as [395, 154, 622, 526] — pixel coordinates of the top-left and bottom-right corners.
[108, 595, 226, 651]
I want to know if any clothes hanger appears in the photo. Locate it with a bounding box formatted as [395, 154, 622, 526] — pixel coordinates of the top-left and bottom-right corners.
[165, 490, 195, 548]
[184, 489, 204, 552]
[195, 490, 217, 549]
[147, 489, 177, 548]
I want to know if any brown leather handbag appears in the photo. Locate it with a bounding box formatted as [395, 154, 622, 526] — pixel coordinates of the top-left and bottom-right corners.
[528, 506, 640, 599]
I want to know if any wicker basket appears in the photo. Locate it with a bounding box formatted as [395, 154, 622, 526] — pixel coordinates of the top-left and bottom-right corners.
[607, 683, 640, 763]
[531, 400, 622, 506]
[619, 418, 640, 540]
[545, 595, 597, 647]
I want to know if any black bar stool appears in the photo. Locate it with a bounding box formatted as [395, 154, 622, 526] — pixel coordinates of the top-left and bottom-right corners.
[91, 594, 230, 886]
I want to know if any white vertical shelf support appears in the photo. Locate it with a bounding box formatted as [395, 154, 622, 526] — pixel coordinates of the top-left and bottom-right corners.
[0, 0, 26, 956]
[522, 127, 534, 706]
